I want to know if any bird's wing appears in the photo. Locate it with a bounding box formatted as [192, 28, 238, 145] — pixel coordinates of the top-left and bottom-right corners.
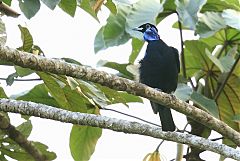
[171, 47, 180, 73]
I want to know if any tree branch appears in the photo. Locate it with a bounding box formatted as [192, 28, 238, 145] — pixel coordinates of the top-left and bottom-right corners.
[0, 112, 46, 161]
[0, 46, 240, 146]
[0, 98, 239, 160]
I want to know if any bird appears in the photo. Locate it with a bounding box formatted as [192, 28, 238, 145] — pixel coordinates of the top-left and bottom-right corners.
[134, 23, 180, 131]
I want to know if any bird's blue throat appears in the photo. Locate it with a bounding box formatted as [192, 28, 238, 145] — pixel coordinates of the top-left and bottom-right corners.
[143, 27, 160, 42]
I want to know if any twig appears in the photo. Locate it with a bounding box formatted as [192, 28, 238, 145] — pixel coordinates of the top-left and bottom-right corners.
[100, 107, 161, 127]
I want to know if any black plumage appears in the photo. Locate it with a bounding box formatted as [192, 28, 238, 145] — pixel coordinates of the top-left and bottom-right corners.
[134, 23, 180, 131]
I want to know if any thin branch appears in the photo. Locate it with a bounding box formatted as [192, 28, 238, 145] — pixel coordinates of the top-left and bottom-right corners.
[0, 78, 42, 81]
[100, 107, 161, 127]
[176, 12, 186, 78]
[0, 98, 239, 160]
[214, 54, 240, 100]
[0, 112, 46, 161]
[0, 46, 240, 146]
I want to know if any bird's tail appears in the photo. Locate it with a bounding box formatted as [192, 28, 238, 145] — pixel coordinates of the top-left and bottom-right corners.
[150, 101, 175, 131]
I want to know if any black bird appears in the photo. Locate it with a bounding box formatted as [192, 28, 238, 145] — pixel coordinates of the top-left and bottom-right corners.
[134, 23, 180, 131]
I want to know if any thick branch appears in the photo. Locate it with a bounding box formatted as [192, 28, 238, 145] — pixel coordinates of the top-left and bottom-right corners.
[0, 99, 239, 160]
[0, 112, 46, 161]
[0, 46, 240, 146]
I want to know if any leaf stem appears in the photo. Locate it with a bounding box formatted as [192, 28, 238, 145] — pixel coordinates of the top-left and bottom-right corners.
[214, 54, 240, 101]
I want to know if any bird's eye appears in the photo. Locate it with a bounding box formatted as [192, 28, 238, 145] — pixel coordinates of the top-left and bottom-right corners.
[146, 24, 150, 29]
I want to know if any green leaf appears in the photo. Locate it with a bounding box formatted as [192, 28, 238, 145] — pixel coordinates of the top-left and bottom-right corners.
[156, 0, 176, 23]
[216, 75, 240, 132]
[79, 0, 98, 21]
[232, 114, 240, 123]
[0, 148, 34, 161]
[94, 6, 130, 53]
[174, 83, 193, 101]
[41, 0, 61, 10]
[70, 125, 102, 161]
[184, 40, 212, 77]
[129, 38, 144, 63]
[38, 72, 89, 112]
[0, 18, 6, 46]
[2, 0, 12, 6]
[201, 0, 240, 12]
[19, 0, 40, 19]
[16, 120, 32, 138]
[222, 9, 240, 30]
[6, 72, 18, 86]
[14, 66, 34, 77]
[175, 0, 207, 29]
[18, 25, 33, 52]
[196, 12, 226, 38]
[190, 91, 219, 118]
[15, 83, 60, 107]
[97, 60, 134, 79]
[58, 0, 77, 17]
[0, 86, 8, 98]
[205, 48, 225, 73]
[126, 0, 163, 37]
[96, 84, 143, 106]
[76, 80, 110, 108]
[32, 142, 57, 160]
[105, 0, 117, 15]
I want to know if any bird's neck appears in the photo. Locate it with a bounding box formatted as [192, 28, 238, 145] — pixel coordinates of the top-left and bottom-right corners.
[143, 28, 160, 42]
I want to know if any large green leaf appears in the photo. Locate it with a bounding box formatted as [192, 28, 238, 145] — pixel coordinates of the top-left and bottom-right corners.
[156, 0, 176, 23]
[196, 12, 226, 38]
[175, 0, 207, 29]
[201, 0, 240, 12]
[222, 9, 240, 30]
[41, 0, 61, 10]
[204, 48, 234, 73]
[104, 0, 117, 15]
[126, 0, 163, 37]
[79, 0, 98, 21]
[58, 0, 77, 17]
[15, 83, 60, 108]
[37, 72, 89, 112]
[174, 83, 193, 101]
[217, 75, 240, 132]
[19, 0, 40, 19]
[94, 6, 130, 53]
[18, 25, 33, 52]
[190, 91, 219, 118]
[70, 125, 102, 161]
[184, 40, 212, 77]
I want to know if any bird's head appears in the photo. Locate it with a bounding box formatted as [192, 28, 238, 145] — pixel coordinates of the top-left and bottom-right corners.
[133, 23, 160, 42]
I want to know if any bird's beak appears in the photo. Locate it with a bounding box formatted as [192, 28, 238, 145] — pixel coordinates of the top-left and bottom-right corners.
[132, 27, 142, 32]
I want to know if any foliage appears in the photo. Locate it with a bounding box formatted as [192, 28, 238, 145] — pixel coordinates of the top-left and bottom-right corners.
[0, 0, 240, 160]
